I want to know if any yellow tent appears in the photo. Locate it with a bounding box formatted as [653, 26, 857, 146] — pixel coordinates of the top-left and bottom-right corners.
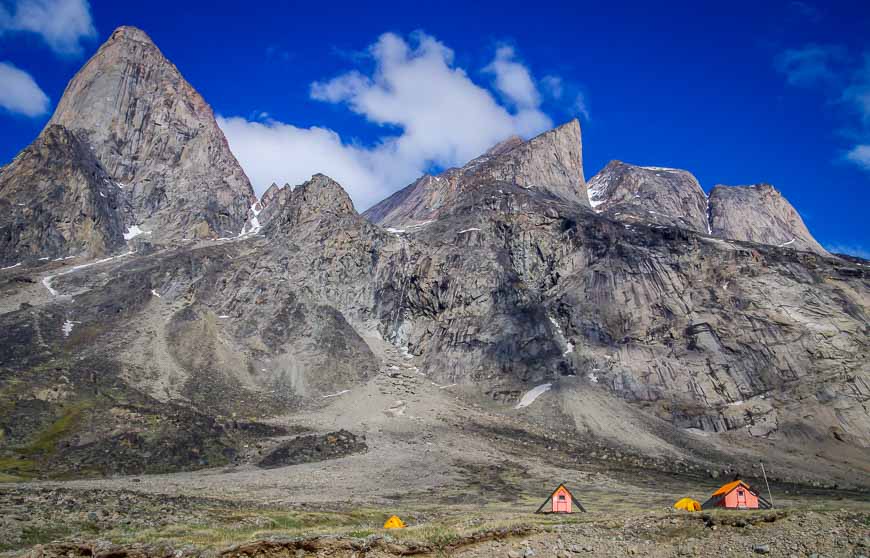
[674, 497, 701, 512]
[383, 515, 406, 529]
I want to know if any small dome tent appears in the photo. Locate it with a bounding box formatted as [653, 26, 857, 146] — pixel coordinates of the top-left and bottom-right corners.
[383, 515, 406, 529]
[674, 497, 701, 512]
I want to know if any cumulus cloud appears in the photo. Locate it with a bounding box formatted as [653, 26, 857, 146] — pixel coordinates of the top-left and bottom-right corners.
[221, 32, 557, 209]
[217, 116, 408, 210]
[0, 0, 96, 57]
[0, 61, 49, 117]
[484, 45, 540, 109]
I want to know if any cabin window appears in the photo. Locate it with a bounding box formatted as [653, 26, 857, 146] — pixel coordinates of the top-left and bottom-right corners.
[558, 495, 566, 500]
[738, 490, 744, 495]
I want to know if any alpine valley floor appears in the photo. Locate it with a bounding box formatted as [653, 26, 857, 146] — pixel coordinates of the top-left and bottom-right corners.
[1, 311, 868, 557]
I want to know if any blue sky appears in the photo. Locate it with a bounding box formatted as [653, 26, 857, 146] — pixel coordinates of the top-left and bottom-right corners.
[1, 0, 868, 256]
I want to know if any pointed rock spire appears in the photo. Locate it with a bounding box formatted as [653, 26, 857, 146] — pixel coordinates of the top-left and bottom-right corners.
[363, 119, 588, 228]
[473, 119, 588, 206]
[47, 25, 255, 241]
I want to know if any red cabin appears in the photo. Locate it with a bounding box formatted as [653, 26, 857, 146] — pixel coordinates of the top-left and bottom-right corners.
[535, 483, 586, 514]
[701, 480, 771, 510]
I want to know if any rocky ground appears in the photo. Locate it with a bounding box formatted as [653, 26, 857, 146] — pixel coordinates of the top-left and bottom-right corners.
[1, 482, 867, 557]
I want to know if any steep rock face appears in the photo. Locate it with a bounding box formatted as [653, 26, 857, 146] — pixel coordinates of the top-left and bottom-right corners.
[267, 174, 405, 324]
[587, 161, 708, 232]
[0, 125, 128, 265]
[381, 183, 868, 451]
[708, 184, 828, 255]
[0, 173, 867, 485]
[47, 26, 255, 241]
[363, 119, 588, 228]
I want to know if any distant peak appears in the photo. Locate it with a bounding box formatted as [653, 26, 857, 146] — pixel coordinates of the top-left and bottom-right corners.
[294, 174, 355, 215]
[269, 174, 358, 235]
[108, 26, 154, 45]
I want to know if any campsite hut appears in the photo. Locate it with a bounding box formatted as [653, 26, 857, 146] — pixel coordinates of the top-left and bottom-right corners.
[701, 480, 771, 510]
[535, 483, 586, 514]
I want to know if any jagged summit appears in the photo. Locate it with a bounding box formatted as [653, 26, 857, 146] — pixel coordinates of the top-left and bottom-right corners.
[46, 24, 255, 242]
[587, 160, 708, 232]
[708, 183, 828, 255]
[363, 119, 588, 228]
[269, 174, 358, 235]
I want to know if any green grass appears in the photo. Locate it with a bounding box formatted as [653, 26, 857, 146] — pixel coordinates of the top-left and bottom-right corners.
[108, 509, 392, 548]
[0, 525, 75, 552]
[4, 501, 868, 555]
[0, 399, 94, 481]
[0, 456, 37, 481]
[21, 401, 92, 456]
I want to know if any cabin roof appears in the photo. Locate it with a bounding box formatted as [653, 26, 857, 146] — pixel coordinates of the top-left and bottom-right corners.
[712, 480, 752, 497]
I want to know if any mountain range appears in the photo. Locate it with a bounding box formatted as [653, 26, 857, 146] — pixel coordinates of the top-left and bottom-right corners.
[0, 26, 867, 490]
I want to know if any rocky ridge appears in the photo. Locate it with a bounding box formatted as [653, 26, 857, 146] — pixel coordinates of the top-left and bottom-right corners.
[586, 161, 829, 255]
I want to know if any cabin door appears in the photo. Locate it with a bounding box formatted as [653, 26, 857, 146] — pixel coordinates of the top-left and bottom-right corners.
[736, 488, 747, 509]
[554, 493, 570, 513]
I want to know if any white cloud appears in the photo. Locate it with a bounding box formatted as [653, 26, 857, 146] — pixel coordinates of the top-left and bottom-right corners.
[484, 45, 540, 109]
[217, 116, 405, 210]
[0, 61, 49, 117]
[0, 0, 96, 57]
[844, 144, 870, 170]
[222, 32, 556, 209]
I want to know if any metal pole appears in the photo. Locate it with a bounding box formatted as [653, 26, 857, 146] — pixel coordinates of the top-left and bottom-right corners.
[760, 462, 774, 508]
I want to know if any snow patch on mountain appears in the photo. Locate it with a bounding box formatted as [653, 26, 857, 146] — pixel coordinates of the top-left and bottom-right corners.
[123, 225, 150, 240]
[515, 383, 552, 409]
